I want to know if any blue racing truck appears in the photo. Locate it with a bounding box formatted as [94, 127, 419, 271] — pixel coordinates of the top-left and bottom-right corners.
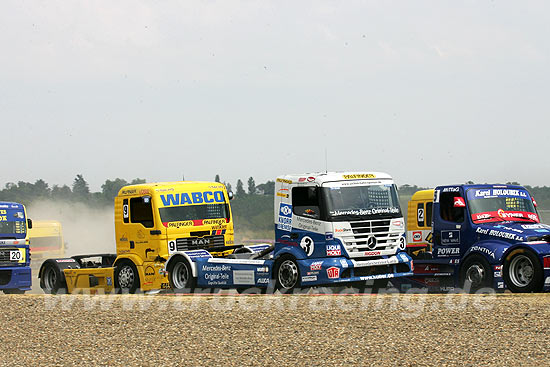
[398, 184, 550, 293]
[0, 201, 32, 294]
[163, 172, 414, 293]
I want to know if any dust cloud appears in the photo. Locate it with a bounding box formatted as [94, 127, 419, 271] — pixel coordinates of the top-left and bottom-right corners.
[27, 200, 116, 257]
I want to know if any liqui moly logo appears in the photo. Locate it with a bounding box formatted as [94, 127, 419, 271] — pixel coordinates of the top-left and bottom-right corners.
[326, 244, 341, 256]
[326, 267, 340, 279]
[310, 261, 323, 271]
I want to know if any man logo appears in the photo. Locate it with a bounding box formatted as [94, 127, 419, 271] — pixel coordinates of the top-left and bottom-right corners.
[367, 236, 377, 249]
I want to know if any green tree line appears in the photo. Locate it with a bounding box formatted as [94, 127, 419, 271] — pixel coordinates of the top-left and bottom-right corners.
[1, 176, 550, 237]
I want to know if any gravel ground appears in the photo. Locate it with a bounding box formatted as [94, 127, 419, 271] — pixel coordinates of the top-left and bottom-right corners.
[0, 293, 549, 366]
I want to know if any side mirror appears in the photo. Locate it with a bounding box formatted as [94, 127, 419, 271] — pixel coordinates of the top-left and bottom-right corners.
[227, 191, 234, 201]
[453, 197, 466, 208]
[27, 218, 33, 229]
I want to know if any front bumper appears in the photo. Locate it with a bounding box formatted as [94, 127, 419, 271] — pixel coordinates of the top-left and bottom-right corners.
[297, 252, 413, 286]
[0, 266, 32, 290]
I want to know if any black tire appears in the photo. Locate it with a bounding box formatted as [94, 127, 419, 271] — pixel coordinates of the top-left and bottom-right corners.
[274, 255, 302, 293]
[40, 261, 67, 295]
[503, 249, 543, 293]
[460, 254, 493, 293]
[3, 289, 25, 294]
[114, 259, 140, 294]
[168, 257, 196, 293]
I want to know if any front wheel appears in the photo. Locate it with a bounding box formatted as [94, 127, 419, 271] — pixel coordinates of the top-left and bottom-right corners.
[503, 250, 543, 293]
[460, 255, 492, 293]
[114, 260, 140, 294]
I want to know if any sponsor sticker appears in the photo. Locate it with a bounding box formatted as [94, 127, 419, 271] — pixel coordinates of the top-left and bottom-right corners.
[277, 203, 293, 232]
[302, 275, 317, 282]
[276, 178, 292, 184]
[441, 230, 460, 245]
[326, 267, 340, 279]
[233, 270, 255, 285]
[326, 244, 341, 256]
[364, 251, 381, 256]
[310, 261, 323, 271]
[343, 174, 376, 179]
[437, 247, 460, 256]
[454, 197, 466, 207]
[412, 231, 422, 242]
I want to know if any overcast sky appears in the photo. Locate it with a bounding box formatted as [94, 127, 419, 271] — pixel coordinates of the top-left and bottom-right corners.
[1, 1, 549, 191]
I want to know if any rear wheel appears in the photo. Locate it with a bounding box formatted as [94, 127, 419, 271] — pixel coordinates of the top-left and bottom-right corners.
[168, 257, 196, 293]
[114, 260, 140, 294]
[40, 261, 66, 294]
[503, 250, 543, 293]
[274, 256, 301, 293]
[460, 255, 492, 293]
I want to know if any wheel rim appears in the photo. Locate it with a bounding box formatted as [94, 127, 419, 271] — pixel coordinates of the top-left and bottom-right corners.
[172, 262, 189, 289]
[509, 254, 534, 288]
[118, 265, 135, 289]
[278, 260, 299, 289]
[465, 263, 485, 288]
[44, 267, 57, 291]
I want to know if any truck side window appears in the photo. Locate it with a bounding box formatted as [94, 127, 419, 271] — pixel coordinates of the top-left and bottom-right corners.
[417, 203, 425, 227]
[425, 202, 433, 227]
[130, 197, 154, 228]
[292, 186, 320, 219]
[439, 192, 464, 223]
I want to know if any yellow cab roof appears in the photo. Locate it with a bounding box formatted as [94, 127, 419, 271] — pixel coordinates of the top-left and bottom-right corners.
[410, 189, 435, 201]
[28, 220, 62, 237]
[117, 181, 226, 197]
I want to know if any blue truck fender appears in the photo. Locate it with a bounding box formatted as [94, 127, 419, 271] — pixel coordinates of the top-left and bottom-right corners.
[273, 245, 306, 262]
[501, 242, 550, 264]
[463, 240, 510, 265]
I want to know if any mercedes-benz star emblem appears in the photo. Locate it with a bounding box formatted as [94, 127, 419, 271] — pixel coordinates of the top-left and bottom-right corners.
[367, 236, 377, 249]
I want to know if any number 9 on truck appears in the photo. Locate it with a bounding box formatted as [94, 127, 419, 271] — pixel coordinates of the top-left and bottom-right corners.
[168, 240, 177, 254]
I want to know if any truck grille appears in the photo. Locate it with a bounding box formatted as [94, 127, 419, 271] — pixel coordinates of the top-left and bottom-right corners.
[176, 235, 225, 251]
[343, 220, 401, 258]
[0, 248, 20, 264]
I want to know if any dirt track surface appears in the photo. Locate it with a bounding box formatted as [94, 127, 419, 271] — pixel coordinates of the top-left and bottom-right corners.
[0, 293, 549, 366]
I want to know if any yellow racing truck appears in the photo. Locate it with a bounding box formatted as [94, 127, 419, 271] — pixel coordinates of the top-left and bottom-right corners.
[28, 220, 65, 264]
[38, 181, 235, 294]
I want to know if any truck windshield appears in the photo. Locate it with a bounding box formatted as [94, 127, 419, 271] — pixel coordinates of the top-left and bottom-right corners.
[321, 183, 402, 221]
[0, 209, 26, 237]
[159, 204, 229, 223]
[466, 188, 539, 224]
